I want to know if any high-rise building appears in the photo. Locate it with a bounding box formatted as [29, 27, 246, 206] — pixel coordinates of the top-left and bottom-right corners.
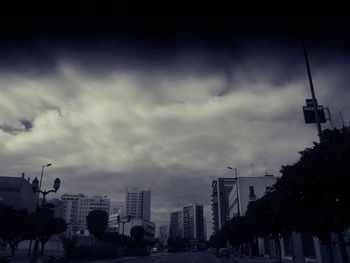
[125, 187, 151, 220]
[61, 193, 111, 236]
[0, 174, 37, 212]
[211, 178, 236, 234]
[183, 203, 204, 241]
[169, 211, 184, 239]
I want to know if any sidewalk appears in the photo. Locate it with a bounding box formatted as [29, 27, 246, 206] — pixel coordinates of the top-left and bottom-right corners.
[0, 249, 64, 263]
[0, 249, 164, 263]
[228, 256, 292, 263]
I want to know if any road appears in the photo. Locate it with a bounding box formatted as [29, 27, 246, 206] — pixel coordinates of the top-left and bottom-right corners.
[110, 252, 233, 263]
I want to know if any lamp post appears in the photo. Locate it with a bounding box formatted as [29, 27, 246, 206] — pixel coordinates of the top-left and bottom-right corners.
[36, 164, 52, 207]
[227, 167, 240, 216]
[32, 177, 61, 207]
[30, 164, 60, 259]
[302, 39, 323, 142]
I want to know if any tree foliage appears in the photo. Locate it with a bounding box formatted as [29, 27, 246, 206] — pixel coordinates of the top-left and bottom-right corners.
[130, 226, 145, 242]
[0, 205, 30, 256]
[86, 210, 108, 240]
[210, 127, 350, 262]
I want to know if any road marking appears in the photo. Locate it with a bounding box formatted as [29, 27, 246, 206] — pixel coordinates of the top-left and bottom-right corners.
[191, 254, 198, 263]
[211, 255, 224, 263]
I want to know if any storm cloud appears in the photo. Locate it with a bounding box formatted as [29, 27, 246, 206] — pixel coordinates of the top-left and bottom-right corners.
[1, 3, 350, 226]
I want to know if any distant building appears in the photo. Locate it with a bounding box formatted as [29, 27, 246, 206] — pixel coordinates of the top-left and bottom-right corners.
[183, 203, 205, 241]
[169, 211, 184, 239]
[119, 218, 155, 241]
[47, 198, 65, 218]
[61, 193, 111, 236]
[108, 211, 122, 233]
[0, 174, 37, 212]
[125, 187, 151, 221]
[211, 178, 236, 234]
[203, 217, 207, 241]
[228, 175, 277, 217]
[158, 225, 169, 246]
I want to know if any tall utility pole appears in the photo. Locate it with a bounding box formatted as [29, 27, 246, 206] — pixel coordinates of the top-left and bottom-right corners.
[302, 39, 323, 142]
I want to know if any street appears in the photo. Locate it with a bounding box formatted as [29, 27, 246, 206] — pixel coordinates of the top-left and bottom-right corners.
[107, 252, 242, 263]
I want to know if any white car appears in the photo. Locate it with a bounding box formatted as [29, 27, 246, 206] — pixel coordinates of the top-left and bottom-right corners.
[152, 247, 158, 253]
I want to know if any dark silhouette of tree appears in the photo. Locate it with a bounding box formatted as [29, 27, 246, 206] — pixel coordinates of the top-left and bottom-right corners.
[0, 204, 29, 256]
[38, 217, 67, 254]
[86, 210, 108, 240]
[130, 225, 145, 242]
[277, 127, 350, 263]
[209, 127, 350, 263]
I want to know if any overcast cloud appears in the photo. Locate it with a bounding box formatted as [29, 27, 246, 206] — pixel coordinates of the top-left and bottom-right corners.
[1, 12, 350, 227]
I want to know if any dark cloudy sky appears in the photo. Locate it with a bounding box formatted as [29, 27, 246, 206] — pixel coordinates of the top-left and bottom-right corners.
[0, 3, 349, 227]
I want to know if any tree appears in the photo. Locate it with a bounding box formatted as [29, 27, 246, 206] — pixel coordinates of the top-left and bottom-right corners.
[130, 226, 145, 242]
[38, 216, 67, 254]
[0, 205, 30, 256]
[86, 210, 108, 240]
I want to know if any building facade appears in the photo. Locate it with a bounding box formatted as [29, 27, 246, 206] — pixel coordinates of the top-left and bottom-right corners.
[61, 193, 111, 236]
[169, 211, 184, 239]
[125, 187, 151, 221]
[228, 175, 277, 217]
[183, 203, 205, 241]
[0, 174, 37, 212]
[211, 178, 236, 234]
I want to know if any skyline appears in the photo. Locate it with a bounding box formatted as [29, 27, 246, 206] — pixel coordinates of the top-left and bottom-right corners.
[1, 3, 350, 227]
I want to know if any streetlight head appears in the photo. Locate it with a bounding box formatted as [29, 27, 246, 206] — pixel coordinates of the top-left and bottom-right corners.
[46, 164, 52, 167]
[53, 178, 61, 192]
[227, 167, 233, 169]
[32, 177, 39, 192]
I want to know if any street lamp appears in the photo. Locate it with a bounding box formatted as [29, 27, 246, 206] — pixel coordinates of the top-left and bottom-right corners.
[227, 167, 240, 216]
[32, 177, 61, 207]
[35, 164, 52, 206]
[30, 164, 60, 258]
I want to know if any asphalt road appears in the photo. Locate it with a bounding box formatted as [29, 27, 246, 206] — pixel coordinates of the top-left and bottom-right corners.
[111, 252, 232, 263]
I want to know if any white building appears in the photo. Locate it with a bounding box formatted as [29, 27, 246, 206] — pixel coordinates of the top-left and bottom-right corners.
[228, 174, 277, 218]
[61, 193, 111, 236]
[108, 211, 122, 233]
[125, 187, 151, 221]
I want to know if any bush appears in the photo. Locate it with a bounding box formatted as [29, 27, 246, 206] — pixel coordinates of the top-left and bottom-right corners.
[60, 236, 77, 258]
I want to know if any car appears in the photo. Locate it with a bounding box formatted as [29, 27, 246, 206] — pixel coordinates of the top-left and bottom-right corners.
[191, 247, 198, 252]
[151, 247, 158, 253]
[217, 248, 230, 258]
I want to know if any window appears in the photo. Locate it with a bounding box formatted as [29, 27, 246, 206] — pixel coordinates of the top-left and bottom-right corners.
[249, 186, 255, 198]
